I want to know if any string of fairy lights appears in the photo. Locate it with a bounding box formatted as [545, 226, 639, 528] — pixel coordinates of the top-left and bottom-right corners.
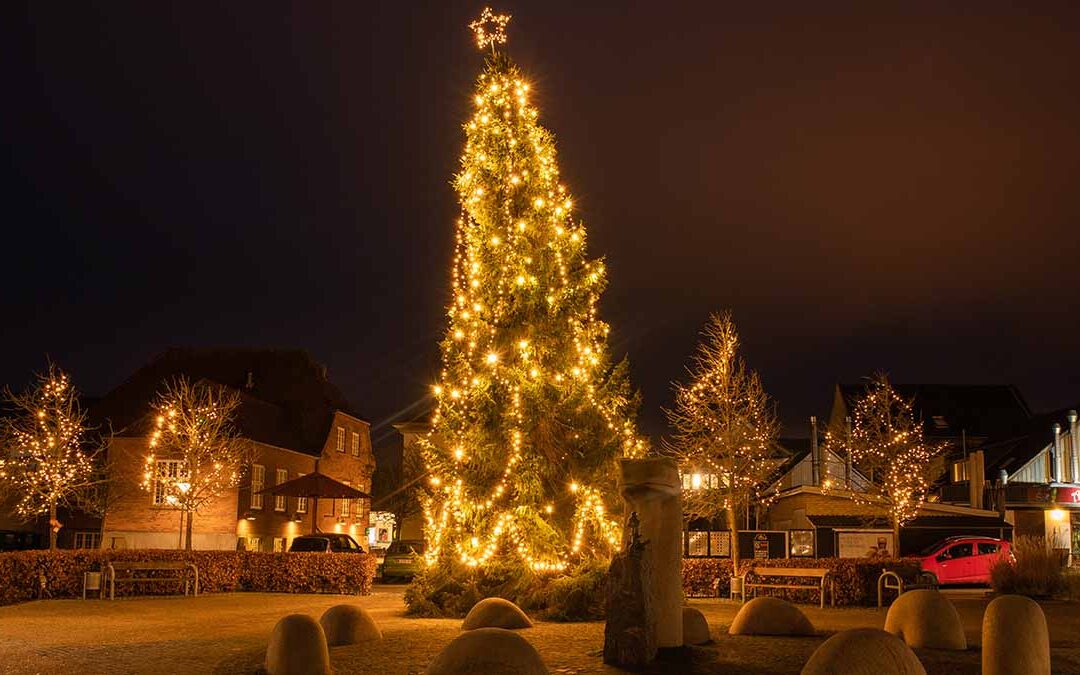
[0, 367, 97, 522]
[418, 9, 645, 572]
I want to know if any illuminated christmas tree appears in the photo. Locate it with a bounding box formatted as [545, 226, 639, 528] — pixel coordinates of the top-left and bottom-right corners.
[419, 9, 645, 572]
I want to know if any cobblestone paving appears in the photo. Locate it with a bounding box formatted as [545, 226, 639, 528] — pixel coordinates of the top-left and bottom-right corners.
[0, 587, 1077, 674]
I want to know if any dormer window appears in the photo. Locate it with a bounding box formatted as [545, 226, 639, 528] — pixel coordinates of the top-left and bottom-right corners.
[336, 426, 345, 452]
[932, 415, 949, 430]
[351, 431, 360, 456]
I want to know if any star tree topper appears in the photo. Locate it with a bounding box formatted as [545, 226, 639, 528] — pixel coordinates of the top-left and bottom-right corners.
[469, 7, 511, 52]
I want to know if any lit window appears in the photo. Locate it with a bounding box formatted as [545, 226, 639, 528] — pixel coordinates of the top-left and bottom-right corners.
[336, 427, 345, 452]
[274, 469, 288, 511]
[251, 464, 265, 509]
[351, 431, 360, 457]
[152, 459, 185, 506]
[297, 473, 308, 514]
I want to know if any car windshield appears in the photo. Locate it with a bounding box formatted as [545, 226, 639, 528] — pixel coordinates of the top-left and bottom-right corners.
[290, 537, 329, 552]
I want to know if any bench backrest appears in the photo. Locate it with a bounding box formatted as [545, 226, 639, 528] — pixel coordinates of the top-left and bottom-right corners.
[108, 561, 192, 571]
[747, 567, 829, 578]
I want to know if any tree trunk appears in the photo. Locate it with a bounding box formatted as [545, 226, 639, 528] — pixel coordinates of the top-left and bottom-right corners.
[49, 501, 58, 550]
[728, 506, 740, 575]
[892, 516, 900, 558]
[184, 510, 194, 551]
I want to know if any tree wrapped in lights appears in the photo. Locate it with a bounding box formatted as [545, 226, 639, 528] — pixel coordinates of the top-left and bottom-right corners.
[665, 312, 779, 572]
[141, 377, 250, 550]
[418, 9, 645, 573]
[0, 363, 104, 549]
[825, 373, 943, 551]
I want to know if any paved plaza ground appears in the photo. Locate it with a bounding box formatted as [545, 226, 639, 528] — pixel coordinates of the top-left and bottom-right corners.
[0, 585, 1077, 674]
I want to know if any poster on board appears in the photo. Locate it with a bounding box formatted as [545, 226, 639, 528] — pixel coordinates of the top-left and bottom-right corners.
[836, 530, 892, 558]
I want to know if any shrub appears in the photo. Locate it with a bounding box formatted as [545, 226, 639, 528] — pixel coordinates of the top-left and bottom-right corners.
[682, 557, 922, 606]
[989, 535, 1064, 598]
[0, 549, 376, 606]
[405, 558, 608, 621]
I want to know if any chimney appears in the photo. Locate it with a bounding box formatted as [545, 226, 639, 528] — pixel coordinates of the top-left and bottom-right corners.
[1051, 423, 1062, 483]
[245, 371, 255, 390]
[1069, 410, 1079, 484]
[810, 416, 820, 486]
[968, 450, 985, 509]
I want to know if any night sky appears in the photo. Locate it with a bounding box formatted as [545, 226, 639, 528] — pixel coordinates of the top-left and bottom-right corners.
[4, 2, 1079, 444]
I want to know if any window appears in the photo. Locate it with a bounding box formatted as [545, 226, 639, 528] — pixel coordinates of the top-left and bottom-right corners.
[351, 431, 360, 457]
[939, 542, 974, 562]
[932, 415, 949, 430]
[336, 426, 345, 452]
[274, 469, 288, 511]
[251, 464, 265, 509]
[340, 480, 352, 519]
[297, 473, 308, 514]
[273, 537, 286, 552]
[152, 459, 184, 506]
[243, 536, 261, 551]
[978, 542, 1000, 556]
[73, 532, 101, 549]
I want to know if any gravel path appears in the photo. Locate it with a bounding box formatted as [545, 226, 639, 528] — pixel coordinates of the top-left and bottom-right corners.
[0, 586, 1077, 674]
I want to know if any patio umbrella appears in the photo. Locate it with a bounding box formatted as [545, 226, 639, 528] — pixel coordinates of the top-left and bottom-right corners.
[259, 471, 371, 534]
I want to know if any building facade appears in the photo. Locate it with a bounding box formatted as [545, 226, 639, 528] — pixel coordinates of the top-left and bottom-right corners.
[93, 348, 375, 551]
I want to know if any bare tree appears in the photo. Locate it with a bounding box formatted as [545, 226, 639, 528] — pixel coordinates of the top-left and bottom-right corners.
[140, 378, 250, 550]
[0, 362, 105, 549]
[826, 372, 943, 553]
[665, 312, 779, 571]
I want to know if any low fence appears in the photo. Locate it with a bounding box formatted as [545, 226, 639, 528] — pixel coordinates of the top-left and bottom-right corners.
[0, 548, 377, 606]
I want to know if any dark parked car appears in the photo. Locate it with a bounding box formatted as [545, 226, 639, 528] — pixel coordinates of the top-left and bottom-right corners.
[288, 533, 366, 553]
[381, 540, 425, 580]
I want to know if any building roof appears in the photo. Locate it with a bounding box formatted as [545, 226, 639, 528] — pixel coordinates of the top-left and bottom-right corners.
[834, 383, 1031, 442]
[981, 404, 1080, 479]
[91, 347, 362, 456]
[806, 514, 1011, 529]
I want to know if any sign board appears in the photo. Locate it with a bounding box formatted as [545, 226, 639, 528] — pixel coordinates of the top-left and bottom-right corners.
[1054, 487, 1080, 505]
[789, 530, 814, 557]
[710, 531, 731, 557]
[753, 533, 769, 559]
[836, 529, 892, 559]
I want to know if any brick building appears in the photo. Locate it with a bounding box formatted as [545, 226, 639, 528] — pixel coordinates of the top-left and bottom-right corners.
[92, 348, 375, 551]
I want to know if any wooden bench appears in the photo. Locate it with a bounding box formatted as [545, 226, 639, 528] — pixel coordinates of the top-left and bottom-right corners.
[877, 569, 939, 607]
[741, 566, 834, 608]
[106, 561, 199, 600]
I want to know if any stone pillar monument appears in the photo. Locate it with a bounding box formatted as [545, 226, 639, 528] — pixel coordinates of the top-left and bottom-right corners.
[618, 457, 683, 650]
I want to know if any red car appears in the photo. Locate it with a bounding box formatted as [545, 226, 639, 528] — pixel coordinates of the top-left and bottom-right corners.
[917, 537, 1011, 585]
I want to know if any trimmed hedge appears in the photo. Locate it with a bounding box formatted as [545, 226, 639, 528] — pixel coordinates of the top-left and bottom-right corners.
[683, 557, 922, 606]
[0, 549, 377, 605]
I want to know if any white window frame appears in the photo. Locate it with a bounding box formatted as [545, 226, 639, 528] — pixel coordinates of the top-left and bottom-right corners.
[296, 473, 308, 514]
[251, 464, 265, 509]
[336, 426, 345, 452]
[73, 531, 101, 549]
[351, 431, 360, 457]
[152, 459, 184, 506]
[340, 480, 352, 518]
[274, 468, 288, 511]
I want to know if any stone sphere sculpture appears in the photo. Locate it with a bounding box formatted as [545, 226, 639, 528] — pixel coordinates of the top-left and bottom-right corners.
[728, 596, 815, 636]
[982, 594, 1050, 675]
[265, 614, 331, 675]
[801, 628, 925, 675]
[883, 589, 966, 650]
[427, 627, 549, 675]
[319, 604, 382, 646]
[682, 607, 711, 645]
[461, 597, 533, 630]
